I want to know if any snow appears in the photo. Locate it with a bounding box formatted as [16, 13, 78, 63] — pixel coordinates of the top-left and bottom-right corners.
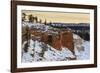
[22, 22, 45, 28]
[81, 41, 90, 59]
[43, 47, 75, 61]
[73, 34, 90, 60]
[73, 33, 81, 39]
[22, 52, 33, 62]
[22, 39, 76, 62]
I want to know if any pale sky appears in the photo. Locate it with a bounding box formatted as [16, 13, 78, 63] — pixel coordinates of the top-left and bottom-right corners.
[22, 10, 90, 23]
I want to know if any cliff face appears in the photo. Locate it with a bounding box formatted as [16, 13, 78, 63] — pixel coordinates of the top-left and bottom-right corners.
[47, 31, 74, 52]
[61, 32, 74, 53]
[30, 29, 74, 53]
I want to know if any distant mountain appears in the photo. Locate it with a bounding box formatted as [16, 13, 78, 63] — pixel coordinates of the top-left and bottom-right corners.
[47, 22, 90, 30]
[48, 22, 89, 26]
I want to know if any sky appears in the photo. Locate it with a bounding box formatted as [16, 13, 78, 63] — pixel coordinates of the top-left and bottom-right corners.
[22, 10, 90, 23]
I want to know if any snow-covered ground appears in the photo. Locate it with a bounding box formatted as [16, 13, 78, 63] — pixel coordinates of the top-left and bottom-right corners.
[74, 41, 90, 60]
[22, 40, 75, 62]
[22, 33, 90, 62]
[73, 34, 90, 60]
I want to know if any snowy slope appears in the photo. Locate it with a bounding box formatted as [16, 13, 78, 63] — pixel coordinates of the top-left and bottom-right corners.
[22, 39, 75, 62]
[73, 34, 90, 60]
